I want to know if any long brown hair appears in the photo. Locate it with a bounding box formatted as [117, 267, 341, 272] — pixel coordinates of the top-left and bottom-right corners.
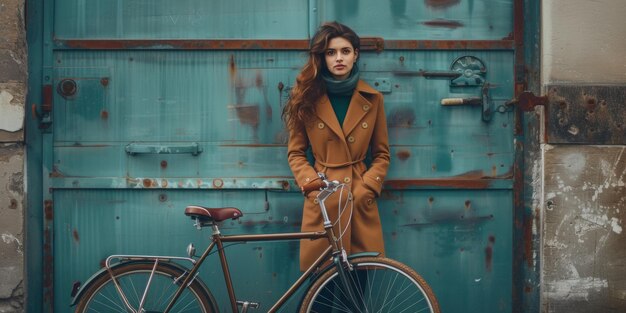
[282, 21, 360, 130]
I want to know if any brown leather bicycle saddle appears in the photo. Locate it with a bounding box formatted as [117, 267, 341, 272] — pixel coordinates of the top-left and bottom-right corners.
[184, 206, 243, 222]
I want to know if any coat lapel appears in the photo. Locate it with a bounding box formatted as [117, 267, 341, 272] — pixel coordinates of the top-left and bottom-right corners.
[315, 94, 346, 142]
[342, 80, 378, 135]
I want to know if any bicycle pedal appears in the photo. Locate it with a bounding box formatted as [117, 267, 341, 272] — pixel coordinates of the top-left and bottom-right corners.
[236, 300, 260, 312]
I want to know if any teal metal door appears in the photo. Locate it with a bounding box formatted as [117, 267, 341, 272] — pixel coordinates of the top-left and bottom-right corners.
[33, 1, 530, 312]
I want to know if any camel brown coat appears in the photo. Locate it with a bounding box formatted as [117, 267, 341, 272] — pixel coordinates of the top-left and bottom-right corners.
[287, 80, 390, 271]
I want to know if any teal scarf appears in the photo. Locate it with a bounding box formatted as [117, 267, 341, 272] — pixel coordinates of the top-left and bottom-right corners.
[322, 63, 360, 96]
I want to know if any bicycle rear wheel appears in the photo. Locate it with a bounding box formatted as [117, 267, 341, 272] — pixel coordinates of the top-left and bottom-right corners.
[75, 261, 218, 313]
[300, 256, 440, 313]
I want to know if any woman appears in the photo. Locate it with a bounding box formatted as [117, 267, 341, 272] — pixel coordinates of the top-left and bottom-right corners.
[283, 22, 390, 271]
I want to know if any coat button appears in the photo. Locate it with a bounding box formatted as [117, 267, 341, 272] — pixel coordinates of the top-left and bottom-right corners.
[313, 198, 319, 204]
[363, 104, 370, 111]
[376, 176, 381, 181]
[361, 122, 368, 129]
[347, 136, 355, 143]
[317, 122, 325, 129]
[305, 177, 310, 182]
[343, 177, 351, 183]
[367, 198, 373, 205]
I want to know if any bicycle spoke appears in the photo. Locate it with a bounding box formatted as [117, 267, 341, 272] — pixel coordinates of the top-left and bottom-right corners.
[303, 258, 438, 313]
[77, 264, 213, 313]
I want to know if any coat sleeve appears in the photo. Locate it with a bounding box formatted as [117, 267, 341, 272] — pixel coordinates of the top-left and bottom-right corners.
[363, 95, 390, 197]
[287, 123, 321, 194]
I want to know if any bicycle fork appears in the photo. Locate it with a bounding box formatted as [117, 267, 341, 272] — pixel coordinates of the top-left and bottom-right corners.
[333, 252, 367, 313]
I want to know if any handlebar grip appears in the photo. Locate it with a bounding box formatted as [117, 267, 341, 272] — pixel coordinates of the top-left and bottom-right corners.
[300, 179, 326, 194]
[440, 98, 466, 105]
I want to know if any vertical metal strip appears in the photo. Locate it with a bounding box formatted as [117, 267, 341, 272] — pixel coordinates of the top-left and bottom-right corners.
[25, 0, 45, 310]
[512, 0, 525, 311]
[308, 0, 319, 39]
[512, 0, 542, 312]
[41, 0, 55, 311]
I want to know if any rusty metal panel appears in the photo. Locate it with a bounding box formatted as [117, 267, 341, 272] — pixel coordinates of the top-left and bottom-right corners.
[50, 50, 517, 313]
[546, 85, 626, 144]
[54, 1, 309, 39]
[40, 0, 525, 312]
[543, 145, 626, 312]
[322, 0, 513, 40]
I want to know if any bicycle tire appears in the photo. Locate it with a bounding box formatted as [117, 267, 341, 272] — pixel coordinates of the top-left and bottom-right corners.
[300, 256, 440, 313]
[74, 261, 218, 313]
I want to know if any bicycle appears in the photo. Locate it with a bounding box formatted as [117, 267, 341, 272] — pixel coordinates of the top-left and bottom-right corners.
[71, 173, 440, 313]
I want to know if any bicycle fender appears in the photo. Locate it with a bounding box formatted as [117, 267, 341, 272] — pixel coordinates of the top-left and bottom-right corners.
[69, 260, 209, 306]
[310, 251, 380, 282]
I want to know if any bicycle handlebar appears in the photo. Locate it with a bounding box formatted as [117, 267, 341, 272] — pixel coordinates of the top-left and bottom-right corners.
[301, 179, 327, 194]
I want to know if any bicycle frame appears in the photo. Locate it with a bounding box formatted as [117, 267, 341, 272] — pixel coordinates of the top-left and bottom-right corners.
[162, 180, 347, 313]
[99, 179, 351, 313]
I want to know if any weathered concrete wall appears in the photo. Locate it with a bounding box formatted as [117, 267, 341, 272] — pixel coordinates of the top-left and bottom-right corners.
[0, 0, 26, 311]
[542, 0, 626, 312]
[542, 1, 626, 83]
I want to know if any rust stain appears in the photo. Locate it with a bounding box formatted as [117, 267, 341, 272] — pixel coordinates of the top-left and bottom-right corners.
[61, 39, 310, 50]
[485, 245, 493, 271]
[73, 229, 80, 243]
[229, 54, 237, 80]
[255, 72, 263, 88]
[44, 200, 53, 220]
[464, 200, 471, 209]
[425, 0, 460, 9]
[213, 179, 224, 188]
[100, 77, 109, 87]
[422, 19, 464, 29]
[234, 105, 260, 127]
[396, 150, 411, 160]
[100, 110, 109, 119]
[43, 228, 53, 307]
[525, 284, 532, 293]
[160, 160, 167, 169]
[58, 39, 514, 51]
[387, 178, 491, 189]
[387, 107, 416, 128]
[485, 235, 496, 271]
[384, 40, 514, 50]
[42, 84, 53, 113]
[280, 180, 290, 190]
[142, 178, 152, 188]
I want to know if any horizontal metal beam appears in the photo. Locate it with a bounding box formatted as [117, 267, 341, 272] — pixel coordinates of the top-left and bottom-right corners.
[53, 38, 515, 51]
[49, 177, 513, 190]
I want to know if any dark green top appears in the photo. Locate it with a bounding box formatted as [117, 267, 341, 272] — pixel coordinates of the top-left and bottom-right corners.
[328, 93, 352, 127]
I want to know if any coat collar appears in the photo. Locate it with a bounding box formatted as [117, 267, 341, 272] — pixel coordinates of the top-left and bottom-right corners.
[315, 80, 378, 140]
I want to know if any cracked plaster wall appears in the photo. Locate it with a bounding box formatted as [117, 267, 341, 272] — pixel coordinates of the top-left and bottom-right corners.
[542, 1, 626, 312]
[0, 0, 26, 311]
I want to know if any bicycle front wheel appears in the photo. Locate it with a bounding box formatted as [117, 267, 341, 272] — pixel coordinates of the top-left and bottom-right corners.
[300, 256, 440, 313]
[75, 262, 218, 313]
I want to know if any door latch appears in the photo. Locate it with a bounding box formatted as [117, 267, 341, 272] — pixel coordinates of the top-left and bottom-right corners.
[440, 83, 495, 122]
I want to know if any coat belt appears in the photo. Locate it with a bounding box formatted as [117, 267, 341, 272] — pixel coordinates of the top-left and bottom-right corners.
[316, 158, 365, 169]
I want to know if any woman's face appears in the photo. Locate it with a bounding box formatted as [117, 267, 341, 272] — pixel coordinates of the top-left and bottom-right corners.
[324, 36, 358, 81]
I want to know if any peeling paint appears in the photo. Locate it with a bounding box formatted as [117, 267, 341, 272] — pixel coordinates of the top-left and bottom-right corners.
[546, 277, 608, 300]
[1, 233, 23, 255]
[0, 90, 24, 132]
